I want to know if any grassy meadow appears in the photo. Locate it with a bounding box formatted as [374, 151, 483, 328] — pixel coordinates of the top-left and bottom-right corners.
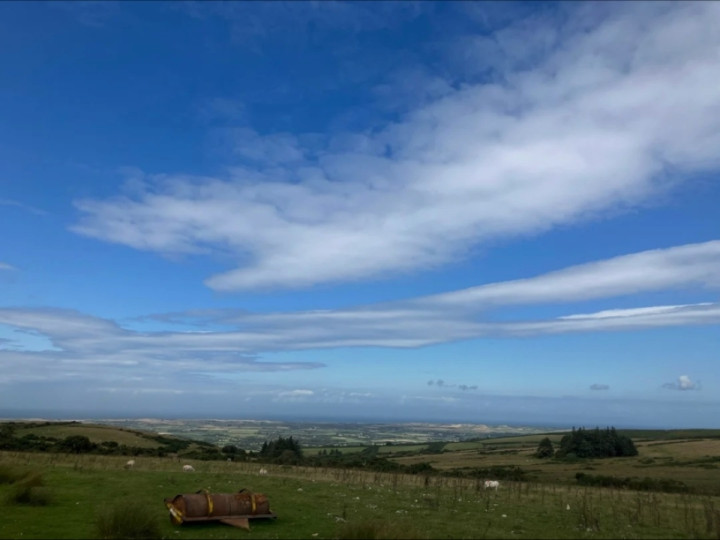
[1, 423, 720, 539]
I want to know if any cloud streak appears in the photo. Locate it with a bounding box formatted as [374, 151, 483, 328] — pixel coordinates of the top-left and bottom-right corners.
[1, 240, 718, 384]
[70, 2, 720, 291]
[419, 241, 720, 311]
[0, 198, 47, 216]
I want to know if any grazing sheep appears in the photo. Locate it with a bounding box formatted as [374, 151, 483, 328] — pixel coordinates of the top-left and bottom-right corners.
[484, 480, 500, 490]
[258, 468, 268, 475]
[182, 464, 195, 472]
[124, 459, 135, 470]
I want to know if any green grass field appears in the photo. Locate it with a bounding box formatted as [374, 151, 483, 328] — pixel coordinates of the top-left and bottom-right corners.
[1, 450, 719, 539]
[2, 423, 720, 538]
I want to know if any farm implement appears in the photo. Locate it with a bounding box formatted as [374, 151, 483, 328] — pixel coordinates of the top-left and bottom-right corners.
[164, 488, 277, 530]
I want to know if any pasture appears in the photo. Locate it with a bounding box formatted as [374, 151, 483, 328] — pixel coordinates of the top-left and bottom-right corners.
[386, 434, 720, 495]
[1, 451, 719, 539]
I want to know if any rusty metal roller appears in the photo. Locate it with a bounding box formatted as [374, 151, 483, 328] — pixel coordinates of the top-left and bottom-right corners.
[164, 488, 277, 530]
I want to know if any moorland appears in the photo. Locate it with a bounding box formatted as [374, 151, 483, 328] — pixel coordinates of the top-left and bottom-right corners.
[0, 419, 719, 539]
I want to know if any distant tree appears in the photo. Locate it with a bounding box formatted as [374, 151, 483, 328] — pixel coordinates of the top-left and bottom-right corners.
[58, 435, 96, 454]
[556, 427, 637, 459]
[535, 437, 555, 458]
[426, 441, 446, 454]
[259, 436, 303, 463]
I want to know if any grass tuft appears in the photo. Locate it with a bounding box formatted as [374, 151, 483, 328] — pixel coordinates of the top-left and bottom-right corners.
[6, 471, 53, 505]
[335, 519, 428, 539]
[0, 463, 27, 484]
[95, 497, 162, 539]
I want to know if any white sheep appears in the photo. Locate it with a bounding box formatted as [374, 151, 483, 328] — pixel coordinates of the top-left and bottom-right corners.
[124, 459, 135, 470]
[182, 464, 195, 472]
[483, 480, 500, 490]
[259, 467, 268, 475]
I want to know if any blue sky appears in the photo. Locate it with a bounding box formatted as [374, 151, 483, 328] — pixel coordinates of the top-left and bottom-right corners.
[1, 1, 719, 428]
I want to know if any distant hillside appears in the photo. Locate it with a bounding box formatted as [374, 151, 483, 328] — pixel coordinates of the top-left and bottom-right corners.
[0, 420, 216, 457]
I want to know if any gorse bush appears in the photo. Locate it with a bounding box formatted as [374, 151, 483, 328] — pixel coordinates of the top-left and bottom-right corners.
[95, 498, 162, 539]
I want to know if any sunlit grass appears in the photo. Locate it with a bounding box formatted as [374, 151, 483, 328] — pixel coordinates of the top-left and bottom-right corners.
[0, 451, 719, 539]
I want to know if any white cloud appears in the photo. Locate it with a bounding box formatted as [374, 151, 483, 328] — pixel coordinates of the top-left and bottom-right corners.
[1, 240, 719, 384]
[275, 389, 315, 402]
[503, 303, 720, 337]
[0, 263, 17, 271]
[421, 241, 720, 310]
[561, 304, 714, 321]
[663, 375, 699, 391]
[663, 375, 700, 391]
[679, 376, 696, 391]
[71, 2, 720, 291]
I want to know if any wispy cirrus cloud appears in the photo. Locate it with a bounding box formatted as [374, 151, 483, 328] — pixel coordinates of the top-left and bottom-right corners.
[0, 263, 17, 271]
[1, 240, 719, 385]
[419, 241, 720, 311]
[0, 198, 47, 216]
[71, 2, 720, 292]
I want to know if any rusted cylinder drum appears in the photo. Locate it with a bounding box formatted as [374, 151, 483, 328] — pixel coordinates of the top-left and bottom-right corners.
[165, 489, 273, 526]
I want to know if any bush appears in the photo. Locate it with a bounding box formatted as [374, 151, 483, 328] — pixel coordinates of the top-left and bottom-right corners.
[58, 435, 97, 454]
[95, 498, 162, 539]
[460, 465, 528, 481]
[6, 472, 52, 506]
[575, 472, 690, 494]
[535, 437, 555, 458]
[406, 462, 436, 474]
[0, 464, 26, 484]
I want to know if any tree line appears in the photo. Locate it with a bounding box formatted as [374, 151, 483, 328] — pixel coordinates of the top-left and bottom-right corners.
[535, 426, 638, 459]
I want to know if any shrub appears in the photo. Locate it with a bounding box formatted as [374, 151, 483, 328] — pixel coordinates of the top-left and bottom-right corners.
[575, 472, 690, 494]
[95, 498, 162, 539]
[57, 435, 97, 454]
[459, 465, 528, 481]
[6, 472, 52, 506]
[535, 437, 555, 458]
[406, 462, 436, 474]
[0, 464, 26, 484]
